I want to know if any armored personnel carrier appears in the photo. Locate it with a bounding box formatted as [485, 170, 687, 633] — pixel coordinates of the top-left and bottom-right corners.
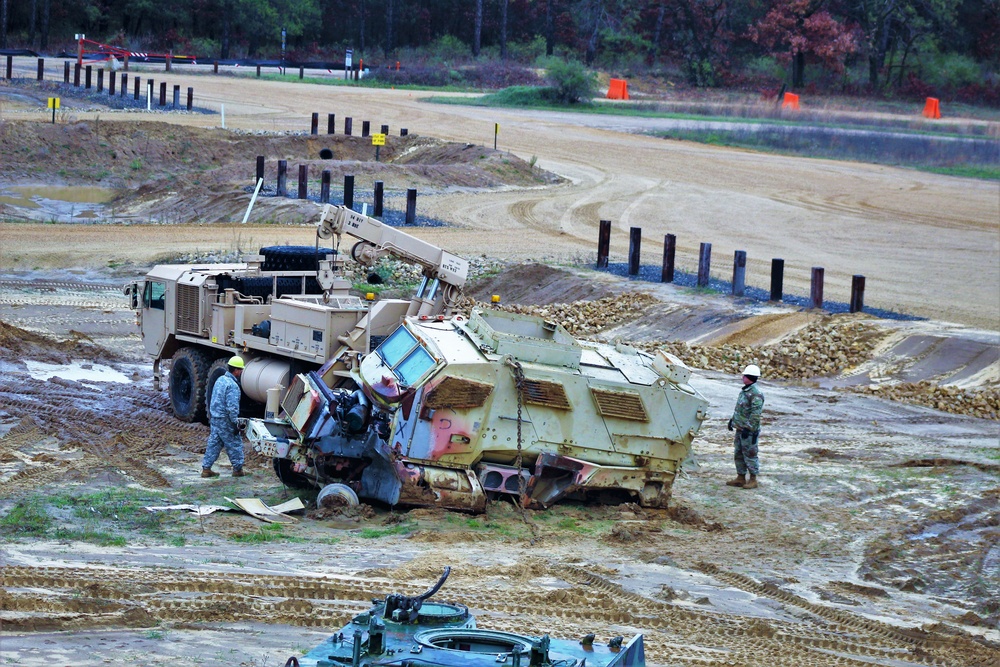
[289, 568, 645, 667]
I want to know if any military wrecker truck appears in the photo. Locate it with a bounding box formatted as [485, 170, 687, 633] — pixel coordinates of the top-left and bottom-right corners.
[128, 204, 708, 511]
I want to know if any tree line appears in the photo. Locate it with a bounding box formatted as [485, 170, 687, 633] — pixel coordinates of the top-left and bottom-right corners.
[1, 0, 996, 97]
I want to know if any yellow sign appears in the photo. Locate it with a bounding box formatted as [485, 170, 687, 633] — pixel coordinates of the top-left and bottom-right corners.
[371, 133, 386, 146]
[47, 97, 60, 109]
[495, 123, 499, 133]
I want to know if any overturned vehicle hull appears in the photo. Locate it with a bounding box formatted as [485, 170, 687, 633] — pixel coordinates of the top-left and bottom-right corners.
[247, 308, 708, 512]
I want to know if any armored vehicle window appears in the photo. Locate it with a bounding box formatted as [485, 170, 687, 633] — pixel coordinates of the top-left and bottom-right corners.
[378, 326, 419, 367]
[144, 281, 166, 310]
[396, 346, 435, 385]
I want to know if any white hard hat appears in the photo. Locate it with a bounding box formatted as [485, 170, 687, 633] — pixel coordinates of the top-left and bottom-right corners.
[742, 364, 761, 378]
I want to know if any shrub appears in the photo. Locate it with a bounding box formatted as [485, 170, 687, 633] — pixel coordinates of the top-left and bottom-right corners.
[543, 58, 598, 104]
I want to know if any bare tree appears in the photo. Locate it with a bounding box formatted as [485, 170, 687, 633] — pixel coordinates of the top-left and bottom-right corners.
[40, 0, 50, 50]
[500, 0, 509, 60]
[1, 0, 8, 50]
[384, 0, 394, 57]
[546, 0, 554, 55]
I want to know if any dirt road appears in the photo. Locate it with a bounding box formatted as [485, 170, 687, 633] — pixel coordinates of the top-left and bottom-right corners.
[2, 64, 998, 329]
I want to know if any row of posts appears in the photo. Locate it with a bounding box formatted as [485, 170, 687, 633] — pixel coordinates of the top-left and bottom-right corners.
[256, 156, 418, 224]
[308, 113, 408, 138]
[3, 56, 194, 110]
[598, 221, 866, 312]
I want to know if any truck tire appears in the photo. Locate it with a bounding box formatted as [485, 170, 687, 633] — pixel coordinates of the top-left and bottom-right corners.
[204, 357, 230, 418]
[317, 483, 359, 508]
[260, 246, 334, 272]
[273, 457, 314, 489]
[169, 347, 211, 423]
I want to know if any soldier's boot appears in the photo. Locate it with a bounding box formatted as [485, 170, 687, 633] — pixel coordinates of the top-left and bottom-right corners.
[742, 474, 758, 490]
[725, 474, 746, 487]
[232, 467, 249, 477]
[201, 468, 219, 478]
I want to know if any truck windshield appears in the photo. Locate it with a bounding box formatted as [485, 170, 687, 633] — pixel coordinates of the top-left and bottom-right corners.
[376, 326, 437, 386]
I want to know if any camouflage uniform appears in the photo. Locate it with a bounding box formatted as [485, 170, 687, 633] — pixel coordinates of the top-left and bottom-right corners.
[731, 382, 764, 476]
[202, 371, 244, 469]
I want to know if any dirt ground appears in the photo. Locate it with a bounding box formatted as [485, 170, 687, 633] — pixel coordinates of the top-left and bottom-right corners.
[1, 64, 999, 666]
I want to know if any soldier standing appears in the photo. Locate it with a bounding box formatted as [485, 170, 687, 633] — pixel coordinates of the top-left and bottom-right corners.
[202, 356, 249, 478]
[726, 364, 764, 489]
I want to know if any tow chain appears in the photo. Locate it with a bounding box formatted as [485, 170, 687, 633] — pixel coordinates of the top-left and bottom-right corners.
[504, 358, 539, 542]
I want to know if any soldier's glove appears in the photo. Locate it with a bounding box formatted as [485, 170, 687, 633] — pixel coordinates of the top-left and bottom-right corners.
[727, 418, 734, 431]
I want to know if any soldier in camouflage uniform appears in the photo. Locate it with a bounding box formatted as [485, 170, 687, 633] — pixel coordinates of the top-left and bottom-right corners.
[202, 356, 249, 478]
[726, 364, 765, 489]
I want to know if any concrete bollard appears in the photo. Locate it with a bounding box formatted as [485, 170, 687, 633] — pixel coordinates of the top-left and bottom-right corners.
[770, 258, 784, 301]
[628, 227, 641, 276]
[277, 160, 288, 196]
[405, 189, 417, 225]
[255, 156, 265, 184]
[810, 267, 825, 309]
[374, 181, 384, 217]
[733, 250, 747, 297]
[661, 234, 676, 283]
[298, 165, 309, 199]
[186, 87, 193, 111]
[850, 275, 866, 313]
[327, 113, 336, 134]
[311, 113, 319, 135]
[697, 243, 712, 288]
[597, 220, 611, 268]
[321, 170, 331, 203]
[345, 117, 353, 136]
[344, 174, 355, 209]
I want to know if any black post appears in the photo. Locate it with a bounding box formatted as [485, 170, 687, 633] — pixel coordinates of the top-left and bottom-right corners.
[662, 234, 675, 283]
[108, 71, 116, 96]
[345, 117, 353, 135]
[770, 259, 784, 301]
[255, 156, 265, 184]
[344, 174, 355, 209]
[37, 58, 44, 81]
[64, 61, 70, 83]
[310, 113, 319, 135]
[733, 250, 747, 296]
[85, 65, 92, 89]
[74, 63, 81, 87]
[172, 84, 180, 108]
[327, 113, 336, 134]
[374, 181, 384, 217]
[133, 76, 140, 100]
[213, 61, 219, 74]
[120, 73, 127, 97]
[298, 165, 308, 199]
[405, 189, 417, 224]
[159, 81, 167, 106]
[186, 87, 193, 111]
[299, 65, 304, 79]
[597, 220, 611, 268]
[5, 55, 11, 79]
[810, 267, 825, 309]
[277, 160, 288, 196]
[321, 170, 331, 203]
[362, 120, 370, 137]
[256, 64, 261, 77]
[400, 128, 408, 136]
[381, 124, 389, 135]
[697, 243, 712, 288]
[628, 227, 642, 276]
[96, 68, 103, 91]
[850, 275, 866, 313]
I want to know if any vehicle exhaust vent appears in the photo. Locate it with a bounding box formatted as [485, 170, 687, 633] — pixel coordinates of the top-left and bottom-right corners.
[522, 379, 571, 410]
[590, 388, 648, 422]
[176, 284, 201, 334]
[425, 376, 494, 410]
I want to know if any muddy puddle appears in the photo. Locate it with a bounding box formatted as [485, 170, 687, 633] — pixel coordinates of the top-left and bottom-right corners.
[0, 185, 116, 221]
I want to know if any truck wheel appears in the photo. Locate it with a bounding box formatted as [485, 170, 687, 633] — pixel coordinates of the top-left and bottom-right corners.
[273, 458, 314, 489]
[204, 357, 230, 417]
[317, 483, 359, 508]
[169, 347, 211, 423]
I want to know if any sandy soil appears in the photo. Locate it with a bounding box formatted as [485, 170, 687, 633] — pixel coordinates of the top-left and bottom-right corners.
[1, 64, 999, 666]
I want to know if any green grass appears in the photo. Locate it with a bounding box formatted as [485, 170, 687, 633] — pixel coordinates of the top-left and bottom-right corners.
[230, 522, 306, 544]
[359, 522, 415, 539]
[917, 165, 1000, 180]
[0, 498, 53, 537]
[53, 528, 127, 546]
